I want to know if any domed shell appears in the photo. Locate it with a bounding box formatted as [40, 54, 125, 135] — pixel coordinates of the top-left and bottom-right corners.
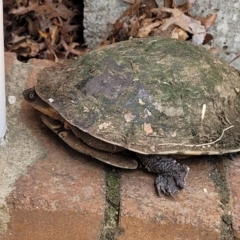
[36, 37, 240, 155]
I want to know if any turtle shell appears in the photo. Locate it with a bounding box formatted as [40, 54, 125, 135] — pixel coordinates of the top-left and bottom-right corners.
[36, 37, 240, 155]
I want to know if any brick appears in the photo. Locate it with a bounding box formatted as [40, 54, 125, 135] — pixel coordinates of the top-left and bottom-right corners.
[118, 159, 222, 240]
[3, 152, 105, 240]
[4, 52, 17, 75]
[1, 118, 106, 240]
[0, 55, 106, 239]
[26, 58, 55, 86]
[229, 156, 240, 239]
[2, 50, 239, 240]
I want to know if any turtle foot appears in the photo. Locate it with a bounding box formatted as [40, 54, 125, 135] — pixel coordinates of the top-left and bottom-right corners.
[155, 173, 181, 198]
[137, 154, 190, 197]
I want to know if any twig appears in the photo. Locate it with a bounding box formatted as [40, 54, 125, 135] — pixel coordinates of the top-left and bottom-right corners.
[152, 125, 234, 147]
[196, 125, 234, 146]
[228, 53, 240, 64]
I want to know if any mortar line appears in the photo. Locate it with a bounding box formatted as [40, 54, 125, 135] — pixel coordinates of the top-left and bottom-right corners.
[208, 157, 234, 240]
[100, 166, 121, 240]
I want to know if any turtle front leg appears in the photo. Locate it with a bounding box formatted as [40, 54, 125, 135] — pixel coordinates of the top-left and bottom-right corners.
[137, 155, 189, 197]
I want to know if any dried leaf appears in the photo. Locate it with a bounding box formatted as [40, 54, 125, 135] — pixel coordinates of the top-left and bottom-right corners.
[203, 33, 213, 44]
[137, 21, 162, 38]
[164, 0, 173, 8]
[124, 0, 135, 4]
[116, 22, 130, 41]
[9, 3, 38, 15]
[129, 16, 140, 37]
[10, 39, 40, 57]
[25, 16, 39, 36]
[198, 14, 217, 29]
[140, 0, 158, 16]
[8, 33, 30, 44]
[182, 14, 206, 44]
[5, 0, 215, 61]
[50, 25, 59, 45]
[151, 28, 170, 37]
[120, 0, 142, 18]
[113, 19, 125, 35]
[61, 38, 86, 57]
[158, 7, 192, 33]
[141, 18, 155, 25]
[38, 29, 50, 40]
[171, 27, 188, 40]
[6, 0, 84, 59]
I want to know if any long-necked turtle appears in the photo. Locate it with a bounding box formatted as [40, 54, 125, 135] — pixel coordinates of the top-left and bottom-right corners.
[23, 37, 240, 197]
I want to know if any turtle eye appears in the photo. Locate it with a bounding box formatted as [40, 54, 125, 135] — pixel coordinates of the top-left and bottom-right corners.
[27, 91, 36, 101]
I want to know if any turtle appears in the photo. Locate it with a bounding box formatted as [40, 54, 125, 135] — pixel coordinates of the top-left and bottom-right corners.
[23, 37, 240, 197]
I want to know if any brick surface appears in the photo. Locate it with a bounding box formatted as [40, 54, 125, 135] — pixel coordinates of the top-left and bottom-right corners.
[3, 148, 105, 240]
[0, 55, 106, 239]
[2, 52, 239, 240]
[4, 52, 17, 76]
[229, 157, 240, 239]
[118, 159, 222, 240]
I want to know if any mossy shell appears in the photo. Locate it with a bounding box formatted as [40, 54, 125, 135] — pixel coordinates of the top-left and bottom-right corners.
[36, 37, 240, 155]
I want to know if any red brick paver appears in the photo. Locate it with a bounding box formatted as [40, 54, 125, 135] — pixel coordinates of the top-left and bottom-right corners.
[4, 150, 105, 240]
[229, 157, 240, 238]
[119, 160, 222, 240]
[1, 53, 239, 240]
[0, 54, 105, 240]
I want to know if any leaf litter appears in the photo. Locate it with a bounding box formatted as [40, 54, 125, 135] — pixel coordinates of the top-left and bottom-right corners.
[4, 0, 86, 61]
[101, 0, 217, 47]
[4, 0, 217, 61]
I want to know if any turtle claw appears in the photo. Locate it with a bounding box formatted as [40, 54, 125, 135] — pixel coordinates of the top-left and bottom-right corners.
[155, 165, 189, 198]
[155, 173, 179, 198]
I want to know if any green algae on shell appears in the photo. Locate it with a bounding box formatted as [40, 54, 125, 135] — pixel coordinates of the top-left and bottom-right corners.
[35, 37, 240, 155]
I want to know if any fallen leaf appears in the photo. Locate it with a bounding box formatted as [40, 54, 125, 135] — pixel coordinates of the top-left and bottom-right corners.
[164, 0, 173, 8]
[61, 38, 86, 57]
[157, 7, 192, 33]
[203, 33, 213, 44]
[137, 21, 162, 38]
[120, 0, 142, 18]
[10, 39, 40, 57]
[124, 0, 135, 4]
[50, 25, 59, 46]
[8, 33, 30, 44]
[182, 14, 206, 44]
[129, 16, 140, 37]
[171, 26, 188, 40]
[198, 14, 217, 29]
[6, 0, 85, 59]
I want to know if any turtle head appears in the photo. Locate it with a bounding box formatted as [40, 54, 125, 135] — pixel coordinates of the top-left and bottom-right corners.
[23, 87, 39, 101]
[22, 87, 60, 120]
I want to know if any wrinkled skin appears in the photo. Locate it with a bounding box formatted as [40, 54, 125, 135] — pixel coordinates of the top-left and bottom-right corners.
[137, 154, 189, 197]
